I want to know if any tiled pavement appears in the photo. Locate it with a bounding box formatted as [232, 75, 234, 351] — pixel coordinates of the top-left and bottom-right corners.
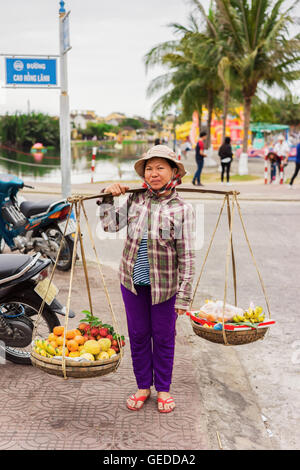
[0, 265, 211, 451]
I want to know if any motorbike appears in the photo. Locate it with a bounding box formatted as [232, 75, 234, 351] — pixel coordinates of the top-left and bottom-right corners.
[0, 252, 75, 365]
[0, 173, 76, 271]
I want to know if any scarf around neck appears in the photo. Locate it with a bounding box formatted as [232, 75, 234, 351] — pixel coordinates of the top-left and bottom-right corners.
[142, 173, 182, 196]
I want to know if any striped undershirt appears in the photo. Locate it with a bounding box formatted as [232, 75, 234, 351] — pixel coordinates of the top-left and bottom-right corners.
[132, 229, 150, 285]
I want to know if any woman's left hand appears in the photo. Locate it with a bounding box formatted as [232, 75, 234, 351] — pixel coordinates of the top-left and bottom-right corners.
[175, 309, 186, 316]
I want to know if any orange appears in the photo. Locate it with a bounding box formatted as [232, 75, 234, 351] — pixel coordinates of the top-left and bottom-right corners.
[74, 335, 85, 345]
[56, 336, 64, 347]
[48, 333, 58, 342]
[74, 329, 82, 337]
[53, 326, 64, 336]
[66, 330, 76, 340]
[49, 340, 58, 348]
[69, 351, 80, 358]
[67, 339, 79, 352]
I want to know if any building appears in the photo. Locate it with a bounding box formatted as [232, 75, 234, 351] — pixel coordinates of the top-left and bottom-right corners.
[70, 110, 97, 130]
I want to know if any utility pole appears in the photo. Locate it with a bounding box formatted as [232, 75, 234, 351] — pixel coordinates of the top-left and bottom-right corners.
[59, 1, 71, 198]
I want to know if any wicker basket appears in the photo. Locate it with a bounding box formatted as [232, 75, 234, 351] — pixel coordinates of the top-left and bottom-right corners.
[190, 318, 268, 346]
[31, 349, 121, 379]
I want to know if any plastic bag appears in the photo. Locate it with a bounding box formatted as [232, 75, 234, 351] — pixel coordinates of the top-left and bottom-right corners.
[197, 300, 244, 323]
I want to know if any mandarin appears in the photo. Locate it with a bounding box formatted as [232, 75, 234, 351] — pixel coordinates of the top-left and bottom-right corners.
[74, 335, 85, 345]
[48, 333, 57, 342]
[66, 330, 76, 340]
[56, 336, 64, 347]
[53, 326, 64, 336]
[67, 339, 79, 352]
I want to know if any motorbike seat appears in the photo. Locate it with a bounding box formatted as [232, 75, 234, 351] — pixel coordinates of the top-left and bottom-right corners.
[20, 200, 56, 218]
[0, 254, 32, 281]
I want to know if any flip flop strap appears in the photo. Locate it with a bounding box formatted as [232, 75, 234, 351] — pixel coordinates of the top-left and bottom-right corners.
[130, 394, 149, 403]
[157, 397, 174, 404]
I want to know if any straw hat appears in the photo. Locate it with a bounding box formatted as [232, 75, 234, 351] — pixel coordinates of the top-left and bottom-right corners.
[134, 145, 187, 178]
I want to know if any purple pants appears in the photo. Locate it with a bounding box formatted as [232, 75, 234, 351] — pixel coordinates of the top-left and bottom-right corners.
[120, 284, 177, 392]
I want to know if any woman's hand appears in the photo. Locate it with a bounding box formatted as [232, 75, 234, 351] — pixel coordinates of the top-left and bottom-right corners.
[104, 183, 130, 197]
[175, 308, 186, 316]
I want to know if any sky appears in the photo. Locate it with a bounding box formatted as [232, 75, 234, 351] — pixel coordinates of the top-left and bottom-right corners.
[0, 0, 210, 119]
[0, 0, 298, 120]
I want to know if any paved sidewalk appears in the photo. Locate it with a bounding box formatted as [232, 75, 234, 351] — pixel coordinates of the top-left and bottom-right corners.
[0, 264, 211, 451]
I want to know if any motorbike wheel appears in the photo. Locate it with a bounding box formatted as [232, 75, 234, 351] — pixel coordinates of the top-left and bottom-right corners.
[44, 226, 74, 272]
[1, 288, 60, 365]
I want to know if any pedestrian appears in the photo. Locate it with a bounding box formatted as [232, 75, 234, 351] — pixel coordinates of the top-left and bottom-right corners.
[266, 151, 281, 183]
[289, 140, 300, 188]
[154, 138, 161, 145]
[273, 134, 290, 181]
[181, 137, 191, 159]
[218, 136, 233, 184]
[192, 131, 207, 186]
[98, 145, 195, 413]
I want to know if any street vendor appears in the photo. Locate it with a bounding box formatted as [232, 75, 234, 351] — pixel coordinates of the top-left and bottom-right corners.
[98, 145, 195, 413]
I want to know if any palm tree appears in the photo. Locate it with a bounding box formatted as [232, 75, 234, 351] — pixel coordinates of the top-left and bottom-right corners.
[215, 0, 300, 168]
[144, 14, 223, 148]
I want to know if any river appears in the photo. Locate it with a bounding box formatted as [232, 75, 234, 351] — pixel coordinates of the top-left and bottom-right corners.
[0, 141, 150, 184]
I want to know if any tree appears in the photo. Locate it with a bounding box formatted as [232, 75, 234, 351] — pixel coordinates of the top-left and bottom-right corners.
[0, 112, 60, 150]
[119, 118, 143, 130]
[216, 0, 300, 163]
[144, 13, 223, 148]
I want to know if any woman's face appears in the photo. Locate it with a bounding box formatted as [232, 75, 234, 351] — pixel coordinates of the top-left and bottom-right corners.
[144, 157, 176, 190]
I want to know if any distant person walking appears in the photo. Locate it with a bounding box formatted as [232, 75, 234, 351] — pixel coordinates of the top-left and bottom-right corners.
[192, 131, 207, 186]
[181, 137, 191, 160]
[289, 141, 300, 188]
[218, 136, 233, 184]
[154, 138, 161, 145]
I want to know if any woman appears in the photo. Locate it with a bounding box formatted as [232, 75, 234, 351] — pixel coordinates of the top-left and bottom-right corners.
[98, 145, 195, 413]
[218, 136, 233, 184]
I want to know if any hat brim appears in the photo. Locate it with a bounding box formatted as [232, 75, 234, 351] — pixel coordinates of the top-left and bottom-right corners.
[134, 155, 187, 179]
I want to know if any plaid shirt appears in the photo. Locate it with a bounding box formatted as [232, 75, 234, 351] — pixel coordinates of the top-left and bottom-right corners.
[99, 189, 195, 309]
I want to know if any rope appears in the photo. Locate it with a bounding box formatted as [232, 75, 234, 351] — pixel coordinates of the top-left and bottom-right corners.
[221, 195, 236, 345]
[0, 154, 60, 168]
[80, 199, 124, 366]
[234, 194, 272, 318]
[226, 195, 237, 306]
[61, 202, 81, 379]
[32, 203, 74, 341]
[190, 196, 227, 310]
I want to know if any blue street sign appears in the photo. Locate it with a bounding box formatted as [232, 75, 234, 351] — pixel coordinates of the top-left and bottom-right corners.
[5, 57, 57, 86]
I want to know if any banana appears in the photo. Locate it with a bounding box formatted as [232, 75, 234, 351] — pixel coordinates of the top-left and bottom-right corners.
[46, 344, 56, 356]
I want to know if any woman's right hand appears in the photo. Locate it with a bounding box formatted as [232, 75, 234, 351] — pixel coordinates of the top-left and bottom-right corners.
[104, 183, 130, 197]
